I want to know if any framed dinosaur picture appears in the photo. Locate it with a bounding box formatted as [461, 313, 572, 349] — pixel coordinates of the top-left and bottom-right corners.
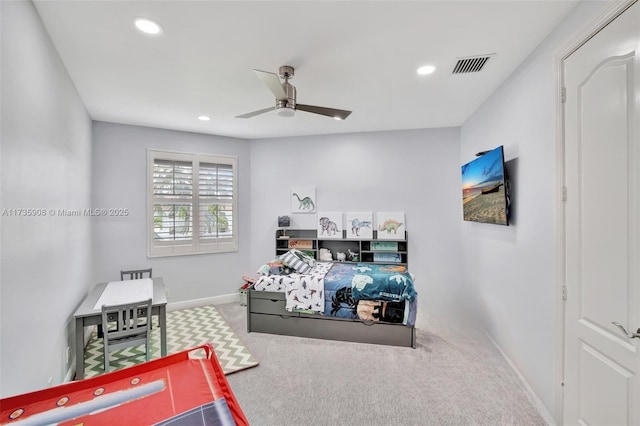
[346, 212, 373, 239]
[376, 212, 405, 240]
[290, 187, 316, 213]
[317, 212, 343, 239]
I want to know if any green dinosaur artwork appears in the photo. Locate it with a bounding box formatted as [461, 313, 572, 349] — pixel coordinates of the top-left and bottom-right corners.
[379, 219, 403, 233]
[292, 192, 315, 211]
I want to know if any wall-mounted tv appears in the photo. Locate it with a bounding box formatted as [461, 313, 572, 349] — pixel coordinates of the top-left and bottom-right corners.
[461, 145, 509, 226]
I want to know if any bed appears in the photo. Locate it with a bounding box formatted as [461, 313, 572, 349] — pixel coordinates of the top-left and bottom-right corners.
[247, 250, 417, 348]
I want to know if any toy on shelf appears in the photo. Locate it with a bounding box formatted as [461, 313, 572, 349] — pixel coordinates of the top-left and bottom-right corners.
[319, 248, 333, 261]
[348, 249, 359, 262]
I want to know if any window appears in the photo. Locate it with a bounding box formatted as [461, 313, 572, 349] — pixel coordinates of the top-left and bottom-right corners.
[148, 149, 237, 257]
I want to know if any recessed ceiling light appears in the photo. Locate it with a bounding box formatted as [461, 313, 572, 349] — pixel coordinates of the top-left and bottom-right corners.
[417, 65, 436, 75]
[134, 18, 162, 35]
[197, 115, 211, 121]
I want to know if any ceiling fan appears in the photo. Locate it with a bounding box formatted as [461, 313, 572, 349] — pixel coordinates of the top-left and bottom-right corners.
[235, 65, 352, 120]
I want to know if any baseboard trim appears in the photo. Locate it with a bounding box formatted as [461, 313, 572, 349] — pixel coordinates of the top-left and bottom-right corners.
[167, 292, 240, 312]
[64, 365, 75, 383]
[65, 326, 96, 382]
[486, 333, 555, 426]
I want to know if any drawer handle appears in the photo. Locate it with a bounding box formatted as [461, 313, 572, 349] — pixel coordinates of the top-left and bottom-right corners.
[279, 315, 294, 319]
[362, 320, 375, 326]
[270, 299, 280, 302]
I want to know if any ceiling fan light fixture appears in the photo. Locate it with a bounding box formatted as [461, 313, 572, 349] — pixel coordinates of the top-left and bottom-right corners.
[276, 107, 296, 118]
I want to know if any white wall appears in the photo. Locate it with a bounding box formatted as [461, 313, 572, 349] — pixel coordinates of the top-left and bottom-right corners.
[0, 0, 93, 397]
[91, 122, 252, 304]
[249, 128, 465, 328]
[459, 0, 616, 419]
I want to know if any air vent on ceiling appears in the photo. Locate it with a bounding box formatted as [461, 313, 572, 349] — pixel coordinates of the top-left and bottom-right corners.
[452, 55, 493, 74]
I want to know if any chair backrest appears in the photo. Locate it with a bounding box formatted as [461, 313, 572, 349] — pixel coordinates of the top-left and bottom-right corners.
[120, 268, 152, 281]
[101, 299, 152, 350]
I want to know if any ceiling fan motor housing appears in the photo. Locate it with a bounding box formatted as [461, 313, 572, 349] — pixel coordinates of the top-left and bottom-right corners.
[279, 65, 295, 80]
[276, 79, 297, 117]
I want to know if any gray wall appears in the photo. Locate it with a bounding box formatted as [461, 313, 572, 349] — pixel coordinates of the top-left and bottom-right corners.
[91, 122, 252, 304]
[249, 128, 464, 328]
[1, 0, 93, 396]
[459, 0, 616, 418]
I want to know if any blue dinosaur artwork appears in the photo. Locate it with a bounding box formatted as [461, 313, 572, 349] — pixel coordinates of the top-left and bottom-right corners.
[346, 212, 373, 239]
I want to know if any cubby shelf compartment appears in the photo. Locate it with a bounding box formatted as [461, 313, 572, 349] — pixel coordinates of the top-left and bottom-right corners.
[276, 229, 407, 266]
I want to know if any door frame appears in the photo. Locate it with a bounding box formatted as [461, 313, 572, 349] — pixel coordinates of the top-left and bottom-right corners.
[553, 0, 637, 423]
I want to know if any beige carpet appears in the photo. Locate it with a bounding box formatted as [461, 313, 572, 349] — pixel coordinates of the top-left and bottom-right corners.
[218, 302, 547, 426]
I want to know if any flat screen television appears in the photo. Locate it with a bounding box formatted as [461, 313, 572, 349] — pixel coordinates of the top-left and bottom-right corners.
[461, 145, 509, 226]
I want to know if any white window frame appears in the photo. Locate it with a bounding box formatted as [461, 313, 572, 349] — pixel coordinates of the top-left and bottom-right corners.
[147, 149, 238, 257]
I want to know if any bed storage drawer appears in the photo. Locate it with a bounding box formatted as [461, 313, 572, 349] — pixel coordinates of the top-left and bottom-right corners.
[249, 290, 284, 301]
[249, 313, 415, 348]
[249, 297, 297, 316]
[247, 289, 300, 316]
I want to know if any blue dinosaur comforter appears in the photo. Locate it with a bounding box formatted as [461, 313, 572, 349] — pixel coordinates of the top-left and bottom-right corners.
[323, 262, 417, 326]
[350, 263, 417, 302]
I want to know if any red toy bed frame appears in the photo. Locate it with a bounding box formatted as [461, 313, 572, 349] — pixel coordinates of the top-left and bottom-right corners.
[0, 344, 248, 425]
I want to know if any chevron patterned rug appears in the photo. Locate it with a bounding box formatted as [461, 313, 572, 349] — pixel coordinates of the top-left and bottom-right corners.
[83, 305, 258, 378]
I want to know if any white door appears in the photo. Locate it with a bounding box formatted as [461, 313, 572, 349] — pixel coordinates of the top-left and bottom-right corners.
[563, 2, 640, 425]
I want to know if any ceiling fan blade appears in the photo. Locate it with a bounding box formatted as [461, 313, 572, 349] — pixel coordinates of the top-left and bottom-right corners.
[296, 104, 352, 120]
[235, 106, 275, 119]
[254, 69, 287, 100]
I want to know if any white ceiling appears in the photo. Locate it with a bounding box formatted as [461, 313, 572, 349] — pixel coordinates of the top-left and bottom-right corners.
[33, 1, 580, 140]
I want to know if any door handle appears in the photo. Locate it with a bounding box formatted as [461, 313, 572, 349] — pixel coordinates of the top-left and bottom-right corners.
[612, 322, 640, 339]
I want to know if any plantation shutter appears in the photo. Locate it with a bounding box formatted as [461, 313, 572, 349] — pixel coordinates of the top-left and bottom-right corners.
[148, 150, 237, 257]
[198, 162, 234, 240]
[152, 159, 193, 244]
